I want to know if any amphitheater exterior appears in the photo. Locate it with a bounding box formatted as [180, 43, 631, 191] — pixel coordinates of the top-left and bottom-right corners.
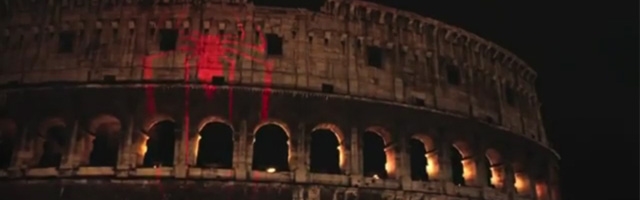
[0, 0, 561, 199]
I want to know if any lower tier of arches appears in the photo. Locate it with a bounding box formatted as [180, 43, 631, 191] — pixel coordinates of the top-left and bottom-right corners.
[0, 85, 560, 200]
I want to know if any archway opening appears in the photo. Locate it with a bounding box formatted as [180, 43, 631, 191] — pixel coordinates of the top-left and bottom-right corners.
[449, 145, 465, 186]
[485, 148, 504, 189]
[252, 124, 289, 172]
[197, 122, 233, 168]
[309, 129, 341, 174]
[363, 131, 387, 179]
[409, 138, 428, 181]
[483, 156, 493, 187]
[89, 123, 120, 166]
[0, 130, 15, 168]
[536, 182, 549, 200]
[39, 126, 67, 167]
[143, 120, 176, 167]
[513, 163, 532, 196]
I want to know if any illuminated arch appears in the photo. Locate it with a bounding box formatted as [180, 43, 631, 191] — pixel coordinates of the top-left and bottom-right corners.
[251, 120, 292, 172]
[513, 162, 532, 196]
[196, 116, 234, 134]
[535, 181, 550, 200]
[136, 114, 175, 165]
[142, 114, 174, 134]
[195, 116, 234, 168]
[312, 123, 346, 171]
[452, 140, 477, 185]
[485, 148, 506, 189]
[310, 123, 346, 173]
[137, 114, 177, 167]
[411, 134, 440, 180]
[85, 114, 122, 166]
[364, 126, 396, 178]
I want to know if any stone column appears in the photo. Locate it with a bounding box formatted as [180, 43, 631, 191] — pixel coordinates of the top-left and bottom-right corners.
[504, 164, 517, 196]
[438, 140, 452, 181]
[59, 120, 78, 175]
[8, 126, 29, 176]
[474, 153, 489, 188]
[174, 117, 188, 178]
[348, 127, 361, 180]
[116, 116, 134, 177]
[234, 120, 248, 180]
[293, 123, 308, 183]
[398, 136, 412, 190]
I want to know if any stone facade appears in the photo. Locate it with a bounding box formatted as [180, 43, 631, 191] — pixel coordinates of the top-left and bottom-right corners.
[0, 0, 560, 200]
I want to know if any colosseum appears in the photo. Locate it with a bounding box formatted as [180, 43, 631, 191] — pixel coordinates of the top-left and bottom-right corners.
[0, 0, 561, 199]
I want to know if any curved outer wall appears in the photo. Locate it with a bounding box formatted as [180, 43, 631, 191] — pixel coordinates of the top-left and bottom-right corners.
[0, 0, 560, 200]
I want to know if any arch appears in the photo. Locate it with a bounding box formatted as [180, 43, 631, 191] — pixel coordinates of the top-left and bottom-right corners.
[197, 116, 234, 134]
[535, 181, 550, 200]
[196, 121, 234, 168]
[135, 114, 175, 165]
[312, 123, 346, 172]
[38, 118, 66, 137]
[362, 126, 396, 179]
[252, 121, 291, 172]
[365, 126, 396, 177]
[142, 120, 177, 167]
[485, 148, 505, 189]
[37, 118, 69, 168]
[88, 114, 122, 134]
[309, 124, 343, 174]
[141, 114, 174, 134]
[451, 140, 477, 186]
[408, 138, 429, 181]
[513, 162, 532, 195]
[0, 118, 17, 168]
[411, 134, 439, 179]
[87, 114, 122, 166]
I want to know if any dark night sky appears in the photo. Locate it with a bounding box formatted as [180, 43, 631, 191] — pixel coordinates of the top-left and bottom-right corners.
[367, 1, 639, 199]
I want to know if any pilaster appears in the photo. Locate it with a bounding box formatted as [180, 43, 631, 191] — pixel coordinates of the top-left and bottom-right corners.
[59, 120, 78, 173]
[438, 140, 452, 182]
[234, 120, 248, 180]
[293, 122, 308, 183]
[348, 127, 361, 180]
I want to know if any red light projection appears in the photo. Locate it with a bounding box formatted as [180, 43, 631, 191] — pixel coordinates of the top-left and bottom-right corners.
[142, 14, 273, 166]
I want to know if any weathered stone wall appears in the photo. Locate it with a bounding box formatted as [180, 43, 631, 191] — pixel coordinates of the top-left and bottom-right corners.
[0, 0, 547, 146]
[0, 1, 560, 200]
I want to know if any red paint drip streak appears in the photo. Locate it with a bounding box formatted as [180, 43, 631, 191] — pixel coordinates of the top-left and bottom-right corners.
[143, 12, 274, 194]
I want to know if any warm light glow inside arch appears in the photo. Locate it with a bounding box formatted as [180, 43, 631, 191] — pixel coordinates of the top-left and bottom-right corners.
[137, 114, 176, 165]
[452, 140, 477, 184]
[485, 148, 505, 189]
[535, 181, 550, 200]
[513, 163, 532, 195]
[365, 126, 396, 178]
[411, 134, 439, 179]
[312, 123, 347, 172]
[252, 120, 293, 168]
